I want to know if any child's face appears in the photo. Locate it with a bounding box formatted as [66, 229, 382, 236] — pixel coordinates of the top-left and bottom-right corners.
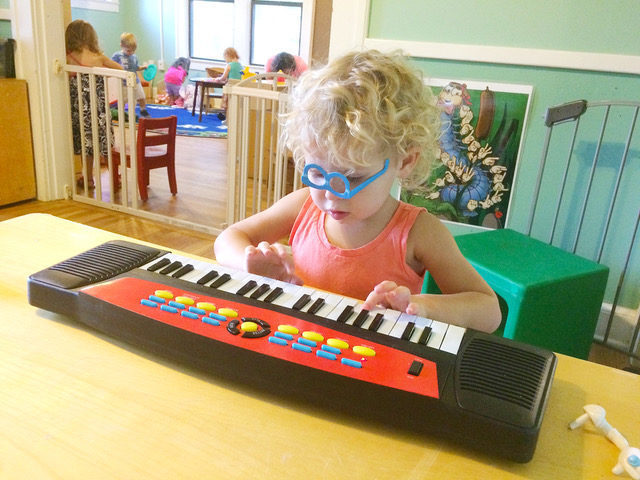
[123, 45, 136, 55]
[304, 155, 399, 223]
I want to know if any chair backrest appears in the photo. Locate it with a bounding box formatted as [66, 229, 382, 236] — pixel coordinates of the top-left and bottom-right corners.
[136, 115, 177, 160]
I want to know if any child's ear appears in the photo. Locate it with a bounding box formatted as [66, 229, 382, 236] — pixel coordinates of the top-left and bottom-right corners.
[397, 150, 420, 178]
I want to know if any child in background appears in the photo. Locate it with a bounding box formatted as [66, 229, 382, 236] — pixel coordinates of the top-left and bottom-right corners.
[164, 57, 190, 105]
[66, 19, 123, 190]
[112, 32, 150, 117]
[213, 47, 243, 121]
[265, 51, 307, 79]
[214, 50, 501, 333]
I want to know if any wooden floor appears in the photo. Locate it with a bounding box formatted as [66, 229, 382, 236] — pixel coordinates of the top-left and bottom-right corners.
[76, 133, 230, 231]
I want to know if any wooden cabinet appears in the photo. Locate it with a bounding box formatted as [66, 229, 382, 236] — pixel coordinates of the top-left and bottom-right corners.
[0, 79, 36, 206]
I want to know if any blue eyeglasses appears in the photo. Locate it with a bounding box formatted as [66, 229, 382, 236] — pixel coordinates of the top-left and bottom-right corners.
[301, 158, 390, 199]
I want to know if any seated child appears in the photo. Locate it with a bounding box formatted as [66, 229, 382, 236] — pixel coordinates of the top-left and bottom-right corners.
[213, 50, 501, 333]
[112, 32, 150, 117]
[213, 47, 243, 120]
[164, 57, 190, 105]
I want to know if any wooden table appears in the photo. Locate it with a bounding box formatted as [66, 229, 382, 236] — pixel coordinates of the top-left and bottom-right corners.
[190, 77, 225, 122]
[2, 213, 639, 479]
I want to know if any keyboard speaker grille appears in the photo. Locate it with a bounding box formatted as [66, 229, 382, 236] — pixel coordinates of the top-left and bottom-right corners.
[30, 240, 165, 289]
[455, 336, 555, 428]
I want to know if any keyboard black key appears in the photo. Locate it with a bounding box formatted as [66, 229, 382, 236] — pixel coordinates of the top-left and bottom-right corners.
[336, 305, 354, 324]
[159, 261, 182, 275]
[210, 273, 232, 288]
[418, 326, 432, 345]
[368, 313, 384, 331]
[307, 298, 325, 315]
[172, 264, 194, 278]
[147, 257, 171, 272]
[236, 280, 258, 296]
[249, 283, 271, 299]
[352, 310, 369, 328]
[197, 270, 219, 285]
[401, 322, 415, 341]
[292, 294, 312, 311]
[263, 287, 283, 303]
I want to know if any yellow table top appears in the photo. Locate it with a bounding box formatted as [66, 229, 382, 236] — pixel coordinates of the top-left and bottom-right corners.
[1, 213, 638, 479]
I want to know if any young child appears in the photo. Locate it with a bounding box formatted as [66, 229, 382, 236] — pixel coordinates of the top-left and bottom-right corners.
[164, 57, 190, 105]
[213, 47, 243, 120]
[214, 50, 501, 333]
[112, 32, 150, 117]
[66, 19, 124, 190]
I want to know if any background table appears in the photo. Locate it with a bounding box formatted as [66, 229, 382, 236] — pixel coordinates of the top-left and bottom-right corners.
[1, 213, 639, 479]
[189, 77, 225, 122]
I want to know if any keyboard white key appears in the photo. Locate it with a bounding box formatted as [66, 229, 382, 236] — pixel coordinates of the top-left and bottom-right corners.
[440, 324, 466, 353]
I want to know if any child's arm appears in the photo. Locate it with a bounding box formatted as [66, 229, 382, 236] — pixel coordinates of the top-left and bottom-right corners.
[362, 211, 502, 333]
[214, 188, 310, 284]
[215, 64, 231, 82]
[101, 55, 125, 70]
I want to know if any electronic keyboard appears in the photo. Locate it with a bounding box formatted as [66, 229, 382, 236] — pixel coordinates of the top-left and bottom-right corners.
[27, 240, 557, 462]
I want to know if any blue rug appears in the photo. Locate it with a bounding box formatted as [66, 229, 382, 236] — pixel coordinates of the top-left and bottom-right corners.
[113, 103, 227, 138]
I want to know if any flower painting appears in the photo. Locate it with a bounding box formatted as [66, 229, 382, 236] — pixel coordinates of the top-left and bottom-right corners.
[401, 79, 533, 229]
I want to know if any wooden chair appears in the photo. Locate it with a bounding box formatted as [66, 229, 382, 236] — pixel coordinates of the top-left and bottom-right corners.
[112, 115, 178, 201]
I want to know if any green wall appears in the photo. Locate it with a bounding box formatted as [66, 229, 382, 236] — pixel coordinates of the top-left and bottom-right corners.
[369, 0, 640, 308]
[0, 19, 10, 38]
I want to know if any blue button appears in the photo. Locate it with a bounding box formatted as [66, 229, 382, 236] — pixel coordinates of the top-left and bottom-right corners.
[141, 299, 158, 308]
[148, 295, 166, 304]
[274, 331, 294, 341]
[202, 317, 220, 326]
[268, 336, 288, 346]
[160, 304, 178, 313]
[341, 358, 362, 368]
[180, 310, 199, 320]
[209, 312, 227, 321]
[189, 306, 207, 315]
[316, 350, 337, 361]
[292, 343, 312, 353]
[298, 337, 317, 348]
[169, 300, 185, 309]
[321, 344, 341, 355]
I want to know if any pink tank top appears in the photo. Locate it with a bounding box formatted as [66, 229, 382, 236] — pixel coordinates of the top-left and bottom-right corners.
[290, 196, 426, 300]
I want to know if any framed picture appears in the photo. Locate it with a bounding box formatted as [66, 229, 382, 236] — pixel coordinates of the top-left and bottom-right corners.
[400, 79, 533, 229]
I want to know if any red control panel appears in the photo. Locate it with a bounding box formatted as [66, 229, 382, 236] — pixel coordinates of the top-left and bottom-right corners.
[83, 277, 439, 398]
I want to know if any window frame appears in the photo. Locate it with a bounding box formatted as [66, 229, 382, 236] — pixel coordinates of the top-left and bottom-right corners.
[177, 0, 314, 72]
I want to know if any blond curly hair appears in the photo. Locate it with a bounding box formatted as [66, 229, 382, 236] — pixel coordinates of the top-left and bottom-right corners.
[283, 49, 440, 190]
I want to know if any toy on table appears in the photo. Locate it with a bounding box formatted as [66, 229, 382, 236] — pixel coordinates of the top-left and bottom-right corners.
[569, 404, 640, 479]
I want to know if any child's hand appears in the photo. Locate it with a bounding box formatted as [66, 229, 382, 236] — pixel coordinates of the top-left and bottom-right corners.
[362, 281, 426, 317]
[244, 241, 302, 285]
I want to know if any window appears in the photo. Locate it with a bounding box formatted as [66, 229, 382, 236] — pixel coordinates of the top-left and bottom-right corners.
[181, 0, 312, 69]
[70, 0, 119, 12]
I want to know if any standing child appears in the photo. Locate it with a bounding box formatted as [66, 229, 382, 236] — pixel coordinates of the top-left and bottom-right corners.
[112, 32, 150, 117]
[214, 50, 501, 333]
[164, 57, 190, 105]
[66, 19, 123, 190]
[213, 47, 243, 120]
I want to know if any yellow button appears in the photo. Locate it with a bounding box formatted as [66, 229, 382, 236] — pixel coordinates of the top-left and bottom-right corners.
[278, 325, 299, 335]
[353, 345, 376, 357]
[154, 290, 173, 299]
[196, 302, 216, 311]
[241, 321, 258, 332]
[326, 338, 349, 350]
[302, 331, 324, 343]
[175, 296, 195, 305]
[218, 308, 238, 318]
